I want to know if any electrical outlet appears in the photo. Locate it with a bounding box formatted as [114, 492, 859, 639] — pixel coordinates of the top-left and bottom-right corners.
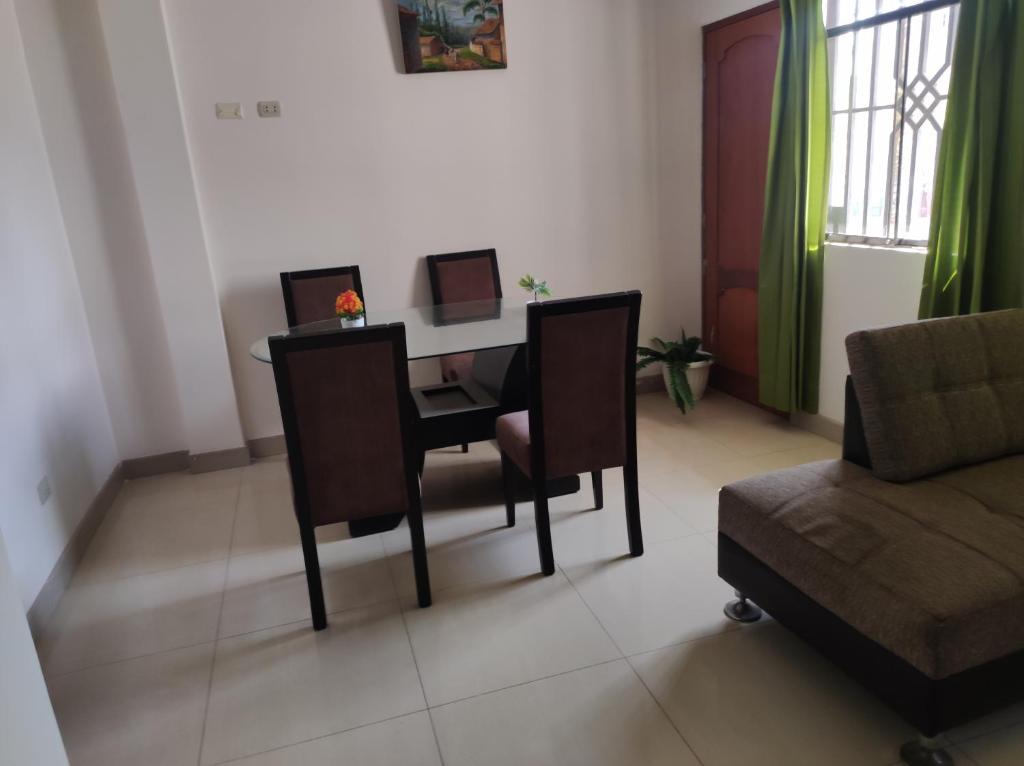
[257, 100, 281, 118]
[215, 102, 243, 119]
[37, 476, 52, 506]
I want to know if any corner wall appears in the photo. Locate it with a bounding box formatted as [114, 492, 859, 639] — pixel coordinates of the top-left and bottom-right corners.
[0, 0, 120, 608]
[97, 0, 246, 456]
[14, 0, 186, 460]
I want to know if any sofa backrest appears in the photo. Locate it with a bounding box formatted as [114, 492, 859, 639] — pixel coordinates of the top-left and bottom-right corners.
[845, 309, 1024, 482]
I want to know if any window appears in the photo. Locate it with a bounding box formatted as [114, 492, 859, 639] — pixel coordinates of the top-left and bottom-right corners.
[824, 0, 959, 246]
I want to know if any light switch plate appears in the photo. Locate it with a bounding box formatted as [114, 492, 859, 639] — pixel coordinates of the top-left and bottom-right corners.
[216, 102, 243, 119]
[257, 101, 281, 118]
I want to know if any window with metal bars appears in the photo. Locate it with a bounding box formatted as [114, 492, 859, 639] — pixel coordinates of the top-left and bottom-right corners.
[824, 0, 960, 247]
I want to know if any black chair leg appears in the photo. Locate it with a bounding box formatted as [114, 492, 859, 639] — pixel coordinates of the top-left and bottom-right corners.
[591, 470, 604, 510]
[623, 460, 643, 557]
[298, 523, 327, 630]
[533, 476, 555, 576]
[407, 505, 432, 608]
[462, 442, 469, 453]
[500, 451, 516, 527]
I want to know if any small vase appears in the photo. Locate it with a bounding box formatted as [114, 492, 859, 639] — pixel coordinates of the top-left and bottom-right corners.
[340, 315, 365, 329]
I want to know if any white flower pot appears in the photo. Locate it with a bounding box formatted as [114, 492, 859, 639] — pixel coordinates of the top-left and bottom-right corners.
[340, 316, 365, 328]
[662, 359, 713, 406]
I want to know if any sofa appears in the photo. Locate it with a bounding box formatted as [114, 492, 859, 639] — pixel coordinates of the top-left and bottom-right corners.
[717, 309, 1024, 766]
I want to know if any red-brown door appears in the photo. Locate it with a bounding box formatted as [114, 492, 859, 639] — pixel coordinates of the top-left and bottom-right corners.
[703, 4, 780, 405]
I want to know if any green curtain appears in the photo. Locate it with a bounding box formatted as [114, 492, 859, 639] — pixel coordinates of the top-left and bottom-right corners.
[758, 0, 831, 413]
[919, 0, 1024, 318]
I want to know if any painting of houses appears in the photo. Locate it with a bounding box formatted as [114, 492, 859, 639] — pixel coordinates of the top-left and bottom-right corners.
[420, 34, 445, 58]
[469, 18, 505, 64]
[396, 0, 507, 73]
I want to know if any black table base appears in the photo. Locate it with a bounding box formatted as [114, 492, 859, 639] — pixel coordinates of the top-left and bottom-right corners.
[349, 343, 580, 538]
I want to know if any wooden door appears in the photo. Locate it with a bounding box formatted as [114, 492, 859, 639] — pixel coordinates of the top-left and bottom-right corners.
[703, 4, 780, 405]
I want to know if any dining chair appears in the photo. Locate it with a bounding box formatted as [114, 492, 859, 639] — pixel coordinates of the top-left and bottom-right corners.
[426, 249, 502, 384]
[495, 292, 643, 576]
[269, 323, 431, 630]
[426, 249, 501, 453]
[280, 265, 364, 327]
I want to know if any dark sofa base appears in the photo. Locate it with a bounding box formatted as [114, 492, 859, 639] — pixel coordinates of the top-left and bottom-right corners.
[718, 532, 1024, 738]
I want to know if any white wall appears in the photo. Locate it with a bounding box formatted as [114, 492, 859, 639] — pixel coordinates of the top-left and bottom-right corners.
[817, 243, 927, 422]
[162, 0, 666, 440]
[0, 0, 119, 607]
[0, 531, 69, 766]
[97, 0, 246, 456]
[14, 0, 186, 460]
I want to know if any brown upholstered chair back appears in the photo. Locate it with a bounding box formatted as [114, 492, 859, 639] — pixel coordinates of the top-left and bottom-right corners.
[527, 292, 642, 479]
[280, 266, 364, 327]
[427, 250, 502, 305]
[426, 250, 502, 381]
[845, 309, 1024, 482]
[270, 324, 416, 527]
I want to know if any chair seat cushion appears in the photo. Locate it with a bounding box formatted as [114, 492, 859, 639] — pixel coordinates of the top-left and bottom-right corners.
[719, 457, 1024, 680]
[496, 410, 531, 475]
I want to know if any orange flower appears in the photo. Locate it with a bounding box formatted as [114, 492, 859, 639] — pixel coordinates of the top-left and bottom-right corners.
[335, 289, 364, 318]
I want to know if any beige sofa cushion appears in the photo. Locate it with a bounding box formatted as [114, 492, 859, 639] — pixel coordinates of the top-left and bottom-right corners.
[719, 457, 1024, 680]
[845, 309, 1024, 482]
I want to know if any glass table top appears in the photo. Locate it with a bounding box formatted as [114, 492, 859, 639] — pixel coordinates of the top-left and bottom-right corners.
[249, 298, 527, 363]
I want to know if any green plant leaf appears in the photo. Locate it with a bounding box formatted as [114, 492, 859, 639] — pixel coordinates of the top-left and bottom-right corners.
[519, 274, 552, 297]
[666, 363, 695, 415]
[636, 350, 661, 369]
[462, 0, 481, 15]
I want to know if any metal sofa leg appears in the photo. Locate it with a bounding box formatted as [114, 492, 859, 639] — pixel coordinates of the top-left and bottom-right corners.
[900, 737, 955, 766]
[723, 590, 763, 623]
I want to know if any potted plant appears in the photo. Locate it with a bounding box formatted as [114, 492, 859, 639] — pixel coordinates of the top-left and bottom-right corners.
[335, 289, 366, 328]
[518, 274, 552, 302]
[637, 330, 714, 414]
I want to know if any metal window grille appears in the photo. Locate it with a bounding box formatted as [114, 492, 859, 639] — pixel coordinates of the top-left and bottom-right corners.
[824, 0, 959, 248]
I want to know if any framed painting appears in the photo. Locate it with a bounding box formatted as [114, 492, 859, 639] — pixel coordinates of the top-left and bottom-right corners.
[397, 1, 507, 73]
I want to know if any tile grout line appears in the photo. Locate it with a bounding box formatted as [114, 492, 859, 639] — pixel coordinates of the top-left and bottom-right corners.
[71, 552, 232, 590]
[45, 635, 221, 680]
[624, 654, 709, 766]
[383, 537, 448, 766]
[948, 720, 1024, 749]
[70, 471, 257, 588]
[43, 593, 407, 680]
[557, 558, 709, 766]
[200, 709, 433, 766]
[425, 656, 626, 713]
[196, 476, 245, 766]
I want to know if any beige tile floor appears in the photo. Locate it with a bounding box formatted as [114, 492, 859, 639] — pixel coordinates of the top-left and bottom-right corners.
[37, 392, 1021, 765]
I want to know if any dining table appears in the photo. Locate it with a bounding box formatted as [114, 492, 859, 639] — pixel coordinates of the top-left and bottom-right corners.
[250, 298, 527, 366]
[250, 297, 581, 535]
